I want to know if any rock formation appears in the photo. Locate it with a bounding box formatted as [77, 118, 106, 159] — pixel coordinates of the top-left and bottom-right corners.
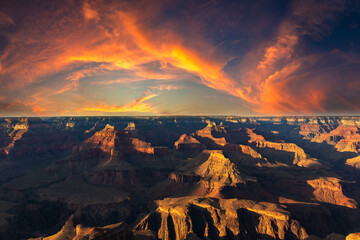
[1, 116, 360, 240]
[247, 128, 321, 167]
[77, 124, 154, 156]
[170, 150, 253, 197]
[195, 122, 227, 147]
[300, 125, 360, 153]
[174, 134, 202, 151]
[28, 216, 133, 240]
[346, 155, 360, 169]
[307, 177, 357, 208]
[136, 197, 308, 240]
[346, 233, 360, 240]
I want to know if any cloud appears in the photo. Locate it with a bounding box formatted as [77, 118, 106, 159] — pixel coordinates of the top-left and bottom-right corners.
[83, 2, 99, 21]
[0, 0, 242, 115]
[234, 0, 359, 114]
[80, 93, 159, 113]
[150, 85, 182, 91]
[32, 105, 47, 114]
[0, 0, 359, 115]
[0, 12, 15, 26]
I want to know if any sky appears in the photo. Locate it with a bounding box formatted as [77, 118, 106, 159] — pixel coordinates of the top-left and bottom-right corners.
[0, 0, 359, 116]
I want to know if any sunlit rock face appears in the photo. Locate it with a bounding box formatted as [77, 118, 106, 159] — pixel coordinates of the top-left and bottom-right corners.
[347, 233, 360, 240]
[299, 124, 360, 154]
[77, 124, 155, 156]
[346, 156, 360, 169]
[136, 197, 308, 240]
[0, 118, 76, 160]
[166, 150, 259, 199]
[195, 122, 227, 147]
[246, 128, 321, 168]
[174, 134, 202, 151]
[306, 177, 357, 208]
[2, 116, 360, 240]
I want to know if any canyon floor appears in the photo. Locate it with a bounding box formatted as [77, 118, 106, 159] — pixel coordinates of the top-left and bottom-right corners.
[0, 116, 360, 240]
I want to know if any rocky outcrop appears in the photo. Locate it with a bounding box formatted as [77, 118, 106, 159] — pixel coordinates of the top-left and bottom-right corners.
[2, 121, 29, 155]
[238, 144, 262, 158]
[347, 233, 360, 240]
[78, 124, 117, 154]
[192, 151, 247, 197]
[174, 134, 202, 151]
[307, 177, 357, 208]
[77, 124, 154, 156]
[136, 197, 308, 240]
[0, 118, 76, 160]
[247, 128, 320, 168]
[346, 155, 360, 169]
[302, 125, 360, 153]
[28, 216, 133, 240]
[299, 123, 327, 140]
[195, 122, 227, 147]
[170, 150, 252, 197]
[125, 122, 136, 131]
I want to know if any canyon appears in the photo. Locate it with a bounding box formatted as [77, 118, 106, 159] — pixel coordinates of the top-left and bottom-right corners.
[0, 116, 360, 239]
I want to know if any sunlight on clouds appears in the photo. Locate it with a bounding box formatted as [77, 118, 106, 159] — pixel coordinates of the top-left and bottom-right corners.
[81, 93, 159, 114]
[0, 0, 359, 116]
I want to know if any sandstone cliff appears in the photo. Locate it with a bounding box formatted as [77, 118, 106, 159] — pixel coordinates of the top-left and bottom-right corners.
[174, 134, 202, 151]
[346, 233, 360, 240]
[170, 150, 252, 197]
[307, 177, 357, 208]
[195, 122, 227, 147]
[247, 128, 320, 167]
[77, 124, 154, 156]
[346, 155, 360, 169]
[300, 125, 360, 153]
[136, 197, 308, 240]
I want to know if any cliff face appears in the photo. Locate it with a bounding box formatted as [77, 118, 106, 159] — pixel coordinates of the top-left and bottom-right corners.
[2, 122, 29, 156]
[0, 119, 76, 160]
[136, 197, 308, 240]
[299, 124, 360, 153]
[247, 128, 320, 167]
[346, 156, 360, 169]
[2, 116, 360, 240]
[169, 150, 253, 197]
[174, 134, 202, 151]
[193, 151, 248, 197]
[238, 144, 262, 158]
[307, 177, 357, 208]
[75, 125, 176, 188]
[195, 122, 227, 147]
[77, 124, 155, 156]
[347, 233, 360, 240]
[78, 124, 116, 154]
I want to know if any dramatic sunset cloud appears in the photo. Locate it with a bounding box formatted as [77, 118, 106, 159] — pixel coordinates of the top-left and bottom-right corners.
[0, 0, 359, 116]
[81, 93, 159, 114]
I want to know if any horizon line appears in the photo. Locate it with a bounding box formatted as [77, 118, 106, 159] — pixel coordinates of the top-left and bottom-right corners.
[1, 114, 360, 119]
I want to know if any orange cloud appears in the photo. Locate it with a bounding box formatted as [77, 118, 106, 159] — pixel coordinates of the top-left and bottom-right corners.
[1, 1, 243, 116]
[83, 2, 99, 21]
[80, 93, 159, 114]
[0, 0, 358, 116]
[32, 105, 47, 114]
